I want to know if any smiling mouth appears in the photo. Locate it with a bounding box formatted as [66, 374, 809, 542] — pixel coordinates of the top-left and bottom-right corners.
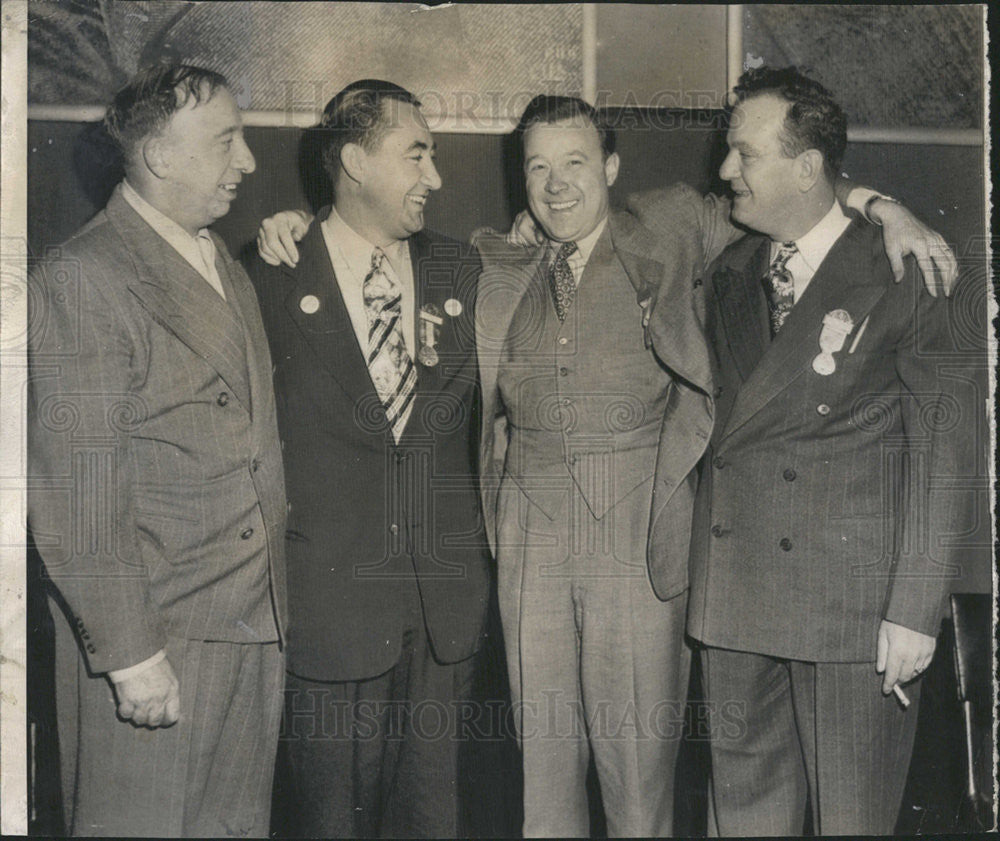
[733, 189, 750, 198]
[220, 183, 240, 196]
[547, 200, 579, 211]
[407, 194, 427, 206]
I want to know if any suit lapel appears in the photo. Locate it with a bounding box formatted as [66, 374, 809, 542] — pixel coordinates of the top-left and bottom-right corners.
[106, 190, 252, 410]
[281, 216, 381, 420]
[714, 237, 771, 383]
[722, 219, 888, 440]
[475, 237, 543, 420]
[610, 211, 714, 395]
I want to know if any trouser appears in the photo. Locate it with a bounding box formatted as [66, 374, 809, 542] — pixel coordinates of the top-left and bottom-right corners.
[281, 583, 475, 838]
[497, 477, 691, 838]
[54, 601, 284, 837]
[701, 646, 922, 836]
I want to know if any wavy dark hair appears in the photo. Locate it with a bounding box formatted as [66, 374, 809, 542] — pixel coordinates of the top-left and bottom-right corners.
[514, 94, 617, 161]
[104, 63, 227, 169]
[316, 80, 421, 186]
[730, 66, 848, 180]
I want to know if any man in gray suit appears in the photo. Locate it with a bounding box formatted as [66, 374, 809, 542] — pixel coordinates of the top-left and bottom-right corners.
[28, 64, 286, 837]
[684, 66, 970, 835]
[256, 94, 955, 838]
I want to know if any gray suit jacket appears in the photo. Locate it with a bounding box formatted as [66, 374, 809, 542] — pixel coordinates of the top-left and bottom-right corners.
[477, 183, 737, 600]
[28, 186, 287, 674]
[688, 219, 966, 661]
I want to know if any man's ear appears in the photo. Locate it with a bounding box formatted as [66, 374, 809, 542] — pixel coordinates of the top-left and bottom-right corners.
[604, 152, 620, 188]
[340, 142, 366, 185]
[797, 149, 824, 192]
[142, 136, 170, 179]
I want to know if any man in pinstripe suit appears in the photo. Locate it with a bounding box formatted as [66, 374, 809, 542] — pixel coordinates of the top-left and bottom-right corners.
[687, 67, 968, 835]
[28, 65, 286, 836]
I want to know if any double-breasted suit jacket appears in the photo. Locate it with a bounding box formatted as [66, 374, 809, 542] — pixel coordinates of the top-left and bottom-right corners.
[688, 217, 965, 661]
[28, 186, 287, 672]
[251, 208, 489, 682]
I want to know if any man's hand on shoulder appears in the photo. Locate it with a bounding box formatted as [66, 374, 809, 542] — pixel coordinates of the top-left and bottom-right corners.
[257, 209, 314, 268]
[112, 657, 181, 728]
[867, 199, 957, 297]
[876, 619, 936, 695]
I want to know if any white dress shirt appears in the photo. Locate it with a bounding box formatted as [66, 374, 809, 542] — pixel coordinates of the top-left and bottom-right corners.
[320, 207, 416, 355]
[770, 200, 852, 303]
[548, 216, 608, 286]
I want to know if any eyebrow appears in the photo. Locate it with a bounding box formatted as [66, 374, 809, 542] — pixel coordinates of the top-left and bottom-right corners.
[727, 138, 757, 153]
[214, 125, 240, 139]
[406, 139, 435, 153]
[524, 148, 590, 164]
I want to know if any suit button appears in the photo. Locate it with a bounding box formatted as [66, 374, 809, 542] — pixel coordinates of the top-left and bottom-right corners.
[779, 537, 792, 551]
[713, 456, 725, 469]
[395, 452, 408, 464]
[217, 392, 230, 406]
[559, 367, 569, 376]
[816, 404, 830, 416]
[693, 278, 703, 288]
[389, 524, 399, 535]
[568, 454, 577, 465]
[783, 468, 796, 481]
[714, 386, 723, 398]
[86, 644, 96, 654]
[240, 528, 254, 540]
[251, 458, 260, 472]
[711, 524, 725, 538]
[558, 336, 568, 345]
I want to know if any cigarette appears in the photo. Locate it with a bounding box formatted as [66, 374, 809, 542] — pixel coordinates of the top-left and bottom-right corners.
[892, 684, 910, 708]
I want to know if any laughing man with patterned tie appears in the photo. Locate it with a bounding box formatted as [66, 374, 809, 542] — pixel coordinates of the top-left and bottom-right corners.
[247, 80, 489, 838]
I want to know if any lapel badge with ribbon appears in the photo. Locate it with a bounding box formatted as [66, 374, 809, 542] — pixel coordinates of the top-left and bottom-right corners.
[812, 309, 854, 375]
[418, 303, 444, 366]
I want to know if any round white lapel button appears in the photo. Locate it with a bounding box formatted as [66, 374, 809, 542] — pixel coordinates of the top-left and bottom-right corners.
[299, 295, 320, 314]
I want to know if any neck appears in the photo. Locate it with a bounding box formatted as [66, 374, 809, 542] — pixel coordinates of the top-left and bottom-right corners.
[334, 193, 402, 250]
[128, 174, 202, 236]
[770, 188, 835, 243]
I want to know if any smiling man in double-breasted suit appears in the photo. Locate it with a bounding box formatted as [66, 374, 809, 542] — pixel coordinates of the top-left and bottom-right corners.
[28, 65, 287, 837]
[687, 67, 969, 836]
[248, 80, 489, 838]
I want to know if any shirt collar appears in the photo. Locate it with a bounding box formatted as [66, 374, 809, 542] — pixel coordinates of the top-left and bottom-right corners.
[323, 206, 408, 281]
[120, 179, 210, 247]
[782, 200, 851, 275]
[563, 215, 608, 266]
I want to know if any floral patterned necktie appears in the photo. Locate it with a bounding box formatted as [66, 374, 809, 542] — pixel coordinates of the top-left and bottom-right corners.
[548, 240, 578, 322]
[763, 241, 797, 335]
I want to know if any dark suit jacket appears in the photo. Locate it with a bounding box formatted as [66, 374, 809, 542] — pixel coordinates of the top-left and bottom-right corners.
[28, 186, 287, 674]
[249, 208, 489, 682]
[688, 217, 966, 662]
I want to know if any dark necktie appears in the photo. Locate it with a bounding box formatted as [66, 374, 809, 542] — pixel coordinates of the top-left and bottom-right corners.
[548, 241, 578, 322]
[763, 241, 797, 335]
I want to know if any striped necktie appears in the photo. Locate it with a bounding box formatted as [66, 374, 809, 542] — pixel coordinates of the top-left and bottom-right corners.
[763, 241, 797, 335]
[363, 248, 416, 441]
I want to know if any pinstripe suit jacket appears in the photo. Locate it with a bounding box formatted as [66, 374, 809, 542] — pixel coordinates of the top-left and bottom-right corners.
[28, 186, 287, 675]
[687, 218, 964, 662]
